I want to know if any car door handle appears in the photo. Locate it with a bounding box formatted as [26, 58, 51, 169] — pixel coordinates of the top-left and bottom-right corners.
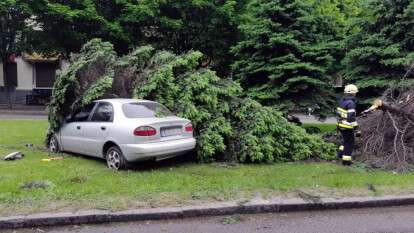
[101, 126, 106, 131]
[76, 126, 81, 130]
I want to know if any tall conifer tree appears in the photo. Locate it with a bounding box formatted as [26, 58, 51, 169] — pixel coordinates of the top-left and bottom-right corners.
[232, 0, 337, 116]
[344, 0, 414, 102]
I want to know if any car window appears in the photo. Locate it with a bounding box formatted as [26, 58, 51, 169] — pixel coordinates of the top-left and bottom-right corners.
[72, 103, 96, 122]
[91, 102, 114, 122]
[122, 102, 174, 118]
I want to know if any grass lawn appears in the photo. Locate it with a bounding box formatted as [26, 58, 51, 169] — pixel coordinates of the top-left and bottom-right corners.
[303, 123, 337, 133]
[1, 120, 414, 217]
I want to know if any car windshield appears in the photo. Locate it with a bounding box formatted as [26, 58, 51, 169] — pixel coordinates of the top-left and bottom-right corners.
[122, 102, 174, 118]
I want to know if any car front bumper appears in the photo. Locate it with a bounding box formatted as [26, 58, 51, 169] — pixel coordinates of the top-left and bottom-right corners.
[120, 137, 196, 162]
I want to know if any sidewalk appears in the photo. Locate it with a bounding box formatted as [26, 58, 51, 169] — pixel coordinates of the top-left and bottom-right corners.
[0, 113, 47, 119]
[2, 195, 414, 229]
[0, 108, 47, 119]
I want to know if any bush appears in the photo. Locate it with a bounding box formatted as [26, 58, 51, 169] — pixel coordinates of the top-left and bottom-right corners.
[132, 49, 242, 161]
[47, 39, 335, 162]
[48, 39, 116, 139]
[228, 99, 335, 162]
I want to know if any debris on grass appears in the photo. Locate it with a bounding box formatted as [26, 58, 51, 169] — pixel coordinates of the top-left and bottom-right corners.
[20, 181, 53, 190]
[3, 151, 24, 161]
[41, 156, 64, 162]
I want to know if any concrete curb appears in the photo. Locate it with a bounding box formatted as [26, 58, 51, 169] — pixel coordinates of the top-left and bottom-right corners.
[0, 110, 47, 115]
[2, 195, 414, 229]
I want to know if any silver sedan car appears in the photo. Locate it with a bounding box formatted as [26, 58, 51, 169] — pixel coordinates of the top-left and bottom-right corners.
[49, 99, 196, 170]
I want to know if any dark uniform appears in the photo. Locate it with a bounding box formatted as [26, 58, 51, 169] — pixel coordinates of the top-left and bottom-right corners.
[336, 95, 358, 165]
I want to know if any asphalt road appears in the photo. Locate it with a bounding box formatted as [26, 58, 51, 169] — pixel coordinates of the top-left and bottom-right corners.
[7, 205, 414, 233]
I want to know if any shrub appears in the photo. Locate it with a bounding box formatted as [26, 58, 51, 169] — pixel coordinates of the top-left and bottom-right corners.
[228, 98, 335, 162]
[47, 39, 116, 138]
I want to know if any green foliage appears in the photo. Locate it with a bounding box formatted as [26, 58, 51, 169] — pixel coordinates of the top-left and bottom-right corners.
[28, 0, 129, 54]
[307, 0, 362, 37]
[147, 0, 248, 75]
[132, 50, 242, 161]
[48, 39, 335, 163]
[232, 0, 338, 117]
[343, 0, 414, 103]
[47, 39, 116, 136]
[228, 99, 336, 162]
[25, 0, 248, 74]
[0, 0, 34, 59]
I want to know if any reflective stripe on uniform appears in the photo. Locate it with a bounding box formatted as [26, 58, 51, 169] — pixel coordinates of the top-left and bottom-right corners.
[337, 120, 358, 129]
[342, 155, 352, 161]
[339, 145, 344, 151]
[347, 109, 356, 113]
[337, 108, 348, 118]
[338, 124, 353, 129]
[337, 123, 354, 129]
[337, 107, 347, 113]
[348, 121, 358, 127]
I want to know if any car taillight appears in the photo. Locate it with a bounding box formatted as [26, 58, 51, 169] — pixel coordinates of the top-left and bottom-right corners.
[185, 123, 193, 132]
[134, 126, 157, 136]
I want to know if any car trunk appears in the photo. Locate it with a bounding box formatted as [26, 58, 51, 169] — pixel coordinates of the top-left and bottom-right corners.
[128, 117, 192, 144]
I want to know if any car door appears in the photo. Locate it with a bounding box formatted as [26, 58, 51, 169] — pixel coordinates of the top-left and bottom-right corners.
[81, 102, 114, 157]
[59, 103, 96, 154]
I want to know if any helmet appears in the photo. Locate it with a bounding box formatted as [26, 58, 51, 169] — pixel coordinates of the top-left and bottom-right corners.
[344, 84, 358, 94]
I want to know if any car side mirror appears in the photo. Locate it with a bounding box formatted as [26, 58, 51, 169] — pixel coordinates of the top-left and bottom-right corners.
[65, 115, 73, 123]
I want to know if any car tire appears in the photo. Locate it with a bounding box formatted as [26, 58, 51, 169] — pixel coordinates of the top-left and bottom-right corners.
[106, 146, 127, 170]
[49, 135, 60, 153]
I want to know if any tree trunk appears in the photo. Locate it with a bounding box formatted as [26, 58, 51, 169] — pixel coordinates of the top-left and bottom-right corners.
[2, 60, 12, 109]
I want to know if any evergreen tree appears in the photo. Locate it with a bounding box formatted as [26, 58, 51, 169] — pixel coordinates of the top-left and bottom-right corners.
[232, 0, 337, 116]
[27, 0, 248, 74]
[0, 0, 33, 60]
[343, 0, 414, 103]
[27, 0, 129, 55]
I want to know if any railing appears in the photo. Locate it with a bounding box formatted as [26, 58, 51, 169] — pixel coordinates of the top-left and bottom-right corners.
[0, 87, 53, 107]
[26, 88, 53, 105]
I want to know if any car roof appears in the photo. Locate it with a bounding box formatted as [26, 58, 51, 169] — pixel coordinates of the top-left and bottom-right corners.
[95, 98, 155, 105]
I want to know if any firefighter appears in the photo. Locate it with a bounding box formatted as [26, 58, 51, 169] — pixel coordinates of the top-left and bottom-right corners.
[336, 84, 359, 166]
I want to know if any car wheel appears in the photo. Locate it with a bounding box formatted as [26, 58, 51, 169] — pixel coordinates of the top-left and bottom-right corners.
[49, 135, 60, 153]
[106, 146, 127, 170]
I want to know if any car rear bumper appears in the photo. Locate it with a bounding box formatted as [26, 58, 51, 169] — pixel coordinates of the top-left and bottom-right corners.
[120, 137, 196, 162]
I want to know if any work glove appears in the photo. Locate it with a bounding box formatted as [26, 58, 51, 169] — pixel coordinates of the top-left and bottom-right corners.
[355, 130, 362, 137]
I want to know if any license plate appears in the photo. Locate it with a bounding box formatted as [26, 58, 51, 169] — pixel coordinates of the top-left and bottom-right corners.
[161, 127, 182, 137]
